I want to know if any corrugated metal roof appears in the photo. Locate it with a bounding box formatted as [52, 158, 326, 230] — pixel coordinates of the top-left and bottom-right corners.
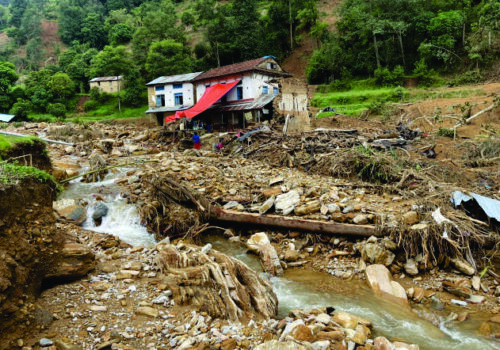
[193, 58, 292, 82]
[146, 72, 203, 86]
[0, 114, 15, 122]
[89, 76, 123, 82]
[210, 94, 276, 112]
[145, 105, 192, 114]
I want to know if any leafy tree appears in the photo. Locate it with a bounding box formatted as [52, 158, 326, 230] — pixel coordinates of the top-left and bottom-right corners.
[90, 45, 131, 77]
[122, 68, 144, 107]
[47, 103, 67, 120]
[9, 0, 27, 28]
[0, 61, 18, 94]
[0, 5, 8, 30]
[9, 98, 32, 121]
[230, 0, 261, 62]
[16, 7, 42, 45]
[131, 0, 185, 68]
[145, 39, 193, 79]
[26, 37, 44, 70]
[81, 13, 108, 49]
[109, 23, 134, 46]
[48, 72, 74, 100]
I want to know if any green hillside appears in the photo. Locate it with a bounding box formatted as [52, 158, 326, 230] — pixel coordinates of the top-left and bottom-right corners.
[0, 0, 499, 122]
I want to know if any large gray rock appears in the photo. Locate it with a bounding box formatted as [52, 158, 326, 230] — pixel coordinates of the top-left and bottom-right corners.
[53, 199, 87, 226]
[275, 190, 300, 215]
[91, 202, 109, 221]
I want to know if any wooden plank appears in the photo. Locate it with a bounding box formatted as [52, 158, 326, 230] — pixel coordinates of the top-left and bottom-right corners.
[211, 207, 378, 237]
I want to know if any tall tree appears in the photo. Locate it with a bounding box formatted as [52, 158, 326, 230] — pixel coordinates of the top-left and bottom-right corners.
[8, 0, 26, 28]
[145, 39, 193, 79]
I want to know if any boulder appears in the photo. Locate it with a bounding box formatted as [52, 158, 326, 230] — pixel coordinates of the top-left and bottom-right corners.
[365, 264, 408, 305]
[246, 232, 283, 276]
[404, 259, 419, 276]
[259, 195, 275, 214]
[294, 200, 321, 216]
[353, 214, 369, 225]
[275, 190, 300, 215]
[254, 341, 306, 350]
[360, 243, 395, 266]
[91, 202, 109, 222]
[53, 199, 87, 226]
[403, 211, 419, 225]
[451, 257, 475, 275]
[155, 243, 278, 321]
[52, 160, 80, 181]
[45, 242, 95, 281]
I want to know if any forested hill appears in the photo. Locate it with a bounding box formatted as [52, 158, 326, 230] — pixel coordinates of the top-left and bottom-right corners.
[0, 0, 499, 117]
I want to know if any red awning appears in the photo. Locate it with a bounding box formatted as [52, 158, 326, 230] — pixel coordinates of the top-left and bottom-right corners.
[166, 80, 240, 123]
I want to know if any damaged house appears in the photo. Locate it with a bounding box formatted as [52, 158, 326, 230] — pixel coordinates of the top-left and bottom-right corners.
[146, 57, 293, 129]
[145, 72, 203, 126]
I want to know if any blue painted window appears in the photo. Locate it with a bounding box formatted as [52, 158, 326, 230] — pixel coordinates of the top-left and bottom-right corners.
[237, 86, 243, 100]
[155, 86, 165, 91]
[173, 83, 183, 89]
[262, 85, 268, 94]
[174, 93, 183, 105]
[156, 95, 165, 107]
[273, 87, 279, 95]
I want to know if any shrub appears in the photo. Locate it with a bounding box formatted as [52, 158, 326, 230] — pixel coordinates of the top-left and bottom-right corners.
[89, 87, 101, 101]
[413, 59, 437, 87]
[84, 100, 99, 112]
[368, 100, 386, 115]
[329, 79, 352, 92]
[449, 70, 484, 87]
[9, 99, 32, 121]
[390, 86, 409, 101]
[47, 103, 67, 120]
[437, 128, 455, 138]
[374, 67, 393, 86]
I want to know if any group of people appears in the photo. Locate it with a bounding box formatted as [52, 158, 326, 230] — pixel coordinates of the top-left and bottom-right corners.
[192, 132, 224, 152]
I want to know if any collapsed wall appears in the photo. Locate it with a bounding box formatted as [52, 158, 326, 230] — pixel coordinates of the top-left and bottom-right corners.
[274, 78, 310, 133]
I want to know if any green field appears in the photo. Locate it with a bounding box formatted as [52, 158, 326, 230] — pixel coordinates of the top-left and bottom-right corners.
[311, 83, 487, 118]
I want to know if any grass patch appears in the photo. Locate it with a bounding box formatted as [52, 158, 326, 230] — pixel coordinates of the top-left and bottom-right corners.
[311, 86, 404, 117]
[0, 162, 59, 190]
[70, 95, 148, 122]
[312, 82, 487, 118]
[0, 134, 36, 155]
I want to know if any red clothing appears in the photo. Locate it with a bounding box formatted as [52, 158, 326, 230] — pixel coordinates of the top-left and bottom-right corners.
[194, 142, 201, 150]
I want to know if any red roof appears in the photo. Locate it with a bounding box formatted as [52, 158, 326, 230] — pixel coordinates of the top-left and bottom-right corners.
[166, 80, 240, 123]
[193, 58, 290, 82]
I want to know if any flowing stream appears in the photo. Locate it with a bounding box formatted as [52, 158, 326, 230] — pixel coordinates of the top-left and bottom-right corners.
[61, 170, 500, 350]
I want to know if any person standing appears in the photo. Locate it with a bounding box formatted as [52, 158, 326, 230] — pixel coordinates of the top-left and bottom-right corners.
[192, 132, 201, 150]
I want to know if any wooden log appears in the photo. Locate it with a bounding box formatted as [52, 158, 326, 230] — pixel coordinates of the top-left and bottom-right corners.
[211, 207, 378, 237]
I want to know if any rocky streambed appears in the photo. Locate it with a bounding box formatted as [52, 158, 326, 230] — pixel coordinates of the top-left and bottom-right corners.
[2, 121, 500, 350]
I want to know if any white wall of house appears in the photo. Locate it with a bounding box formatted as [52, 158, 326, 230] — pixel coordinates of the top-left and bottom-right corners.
[152, 83, 195, 107]
[194, 73, 279, 102]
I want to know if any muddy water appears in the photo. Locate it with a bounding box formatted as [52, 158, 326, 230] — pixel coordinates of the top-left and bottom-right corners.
[202, 234, 500, 350]
[60, 170, 499, 350]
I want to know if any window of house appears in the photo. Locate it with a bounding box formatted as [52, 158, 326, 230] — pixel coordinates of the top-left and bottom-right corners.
[267, 62, 277, 70]
[262, 85, 268, 94]
[155, 86, 165, 92]
[156, 95, 165, 107]
[174, 93, 183, 105]
[97, 82, 101, 86]
[237, 84, 243, 100]
[273, 87, 279, 95]
[173, 84, 183, 89]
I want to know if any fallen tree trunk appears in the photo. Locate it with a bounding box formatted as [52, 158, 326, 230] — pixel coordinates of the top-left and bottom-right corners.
[211, 207, 378, 237]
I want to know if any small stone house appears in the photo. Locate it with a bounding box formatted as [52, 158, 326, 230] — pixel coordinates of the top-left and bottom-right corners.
[89, 76, 124, 94]
[145, 72, 202, 126]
